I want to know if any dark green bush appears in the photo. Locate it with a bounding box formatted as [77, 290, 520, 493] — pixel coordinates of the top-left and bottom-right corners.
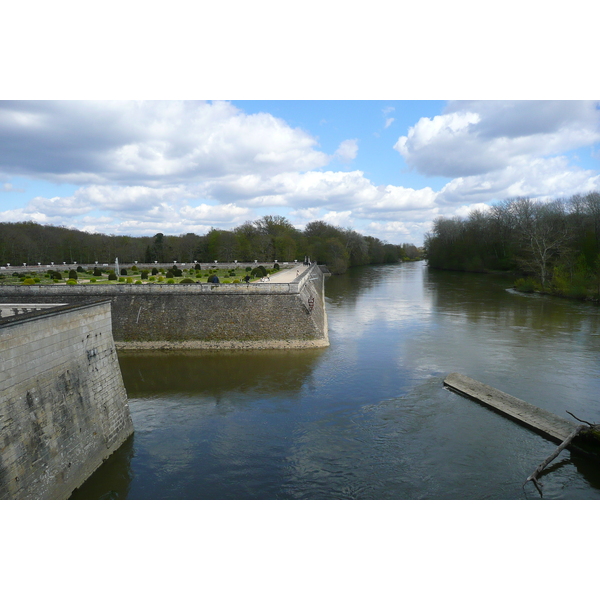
[245, 266, 252, 272]
[93, 267, 102, 276]
[251, 265, 267, 278]
[514, 277, 537, 293]
[69, 269, 78, 280]
[180, 278, 194, 284]
[166, 269, 175, 278]
[108, 271, 117, 281]
[120, 268, 127, 276]
[195, 263, 202, 270]
[76, 265, 84, 272]
[273, 263, 280, 270]
[141, 270, 149, 279]
[151, 267, 159, 275]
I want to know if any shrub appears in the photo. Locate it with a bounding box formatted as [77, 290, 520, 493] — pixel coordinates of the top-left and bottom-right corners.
[126, 277, 133, 284]
[166, 269, 175, 278]
[93, 267, 102, 276]
[69, 269, 78, 280]
[514, 277, 537, 293]
[118, 276, 125, 282]
[131, 265, 138, 272]
[245, 266, 252, 272]
[179, 278, 194, 284]
[120, 268, 127, 276]
[66, 279, 77, 285]
[251, 265, 267, 278]
[149, 276, 156, 281]
[273, 263, 280, 270]
[195, 263, 202, 270]
[158, 276, 164, 282]
[33, 278, 40, 283]
[173, 267, 183, 277]
[151, 267, 158, 275]
[22, 278, 35, 285]
[233, 279, 241, 284]
[90, 278, 97, 283]
[141, 270, 149, 279]
[76, 265, 84, 272]
[108, 271, 117, 281]
[167, 278, 175, 284]
[135, 279, 142, 284]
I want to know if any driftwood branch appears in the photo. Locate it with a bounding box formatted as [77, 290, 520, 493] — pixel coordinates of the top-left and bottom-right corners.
[565, 411, 595, 428]
[524, 424, 588, 497]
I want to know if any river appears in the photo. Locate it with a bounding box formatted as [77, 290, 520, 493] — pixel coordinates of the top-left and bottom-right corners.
[71, 262, 600, 499]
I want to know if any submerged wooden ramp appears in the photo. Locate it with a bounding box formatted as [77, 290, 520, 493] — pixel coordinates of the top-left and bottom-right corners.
[444, 372, 578, 443]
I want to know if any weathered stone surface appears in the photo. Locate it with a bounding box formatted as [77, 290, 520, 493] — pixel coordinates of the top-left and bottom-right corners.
[0, 301, 134, 499]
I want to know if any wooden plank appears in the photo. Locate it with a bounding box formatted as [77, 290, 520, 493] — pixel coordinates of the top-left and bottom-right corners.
[444, 372, 578, 443]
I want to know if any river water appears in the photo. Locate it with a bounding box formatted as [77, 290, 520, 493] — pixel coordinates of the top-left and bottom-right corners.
[71, 262, 600, 499]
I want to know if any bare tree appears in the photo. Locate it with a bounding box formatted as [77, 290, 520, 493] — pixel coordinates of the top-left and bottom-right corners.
[509, 198, 572, 289]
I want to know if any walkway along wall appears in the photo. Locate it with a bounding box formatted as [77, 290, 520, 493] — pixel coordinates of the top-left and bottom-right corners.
[1, 264, 329, 349]
[0, 302, 134, 499]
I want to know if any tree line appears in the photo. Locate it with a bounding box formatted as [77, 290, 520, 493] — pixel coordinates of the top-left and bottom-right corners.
[0, 216, 421, 274]
[424, 192, 600, 299]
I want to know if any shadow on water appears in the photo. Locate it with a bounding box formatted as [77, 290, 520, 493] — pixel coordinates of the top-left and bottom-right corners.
[69, 435, 135, 500]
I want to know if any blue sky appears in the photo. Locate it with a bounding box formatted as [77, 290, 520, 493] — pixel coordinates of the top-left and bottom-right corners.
[1, 100, 599, 246]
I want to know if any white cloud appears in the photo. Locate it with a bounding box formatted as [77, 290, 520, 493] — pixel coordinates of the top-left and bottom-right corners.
[437, 156, 600, 204]
[0, 101, 332, 185]
[334, 139, 358, 163]
[384, 118, 395, 129]
[394, 101, 600, 179]
[322, 210, 353, 228]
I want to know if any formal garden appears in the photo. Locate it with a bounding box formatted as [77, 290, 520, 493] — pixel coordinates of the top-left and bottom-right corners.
[0, 263, 282, 286]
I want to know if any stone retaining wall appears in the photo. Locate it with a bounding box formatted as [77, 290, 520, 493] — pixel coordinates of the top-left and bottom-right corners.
[0, 264, 329, 349]
[0, 301, 134, 499]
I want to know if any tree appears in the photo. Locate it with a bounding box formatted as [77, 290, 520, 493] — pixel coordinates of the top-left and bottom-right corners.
[510, 198, 572, 289]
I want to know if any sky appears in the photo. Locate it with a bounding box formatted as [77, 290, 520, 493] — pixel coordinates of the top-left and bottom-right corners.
[1, 99, 598, 246]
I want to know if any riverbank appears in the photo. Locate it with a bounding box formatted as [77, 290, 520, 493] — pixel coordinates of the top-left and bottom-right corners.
[427, 264, 600, 303]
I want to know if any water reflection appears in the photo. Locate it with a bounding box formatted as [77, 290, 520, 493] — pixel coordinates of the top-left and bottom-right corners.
[118, 348, 326, 399]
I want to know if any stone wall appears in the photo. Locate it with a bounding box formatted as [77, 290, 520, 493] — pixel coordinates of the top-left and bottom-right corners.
[0, 301, 134, 499]
[0, 264, 329, 349]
